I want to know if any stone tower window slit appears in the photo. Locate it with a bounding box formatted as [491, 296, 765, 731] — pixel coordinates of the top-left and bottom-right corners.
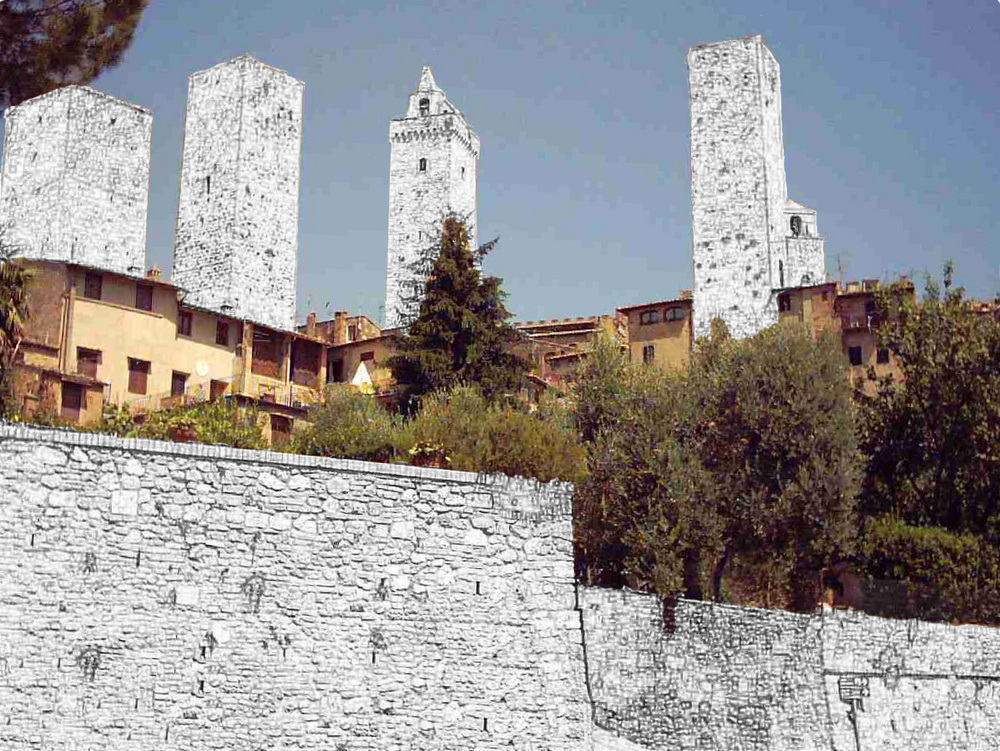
[419, 98, 430, 116]
[475, 581, 481, 595]
[779, 260, 785, 288]
[419, 158, 427, 172]
[205, 175, 210, 195]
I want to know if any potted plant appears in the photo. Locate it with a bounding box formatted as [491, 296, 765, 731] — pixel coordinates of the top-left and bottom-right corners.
[408, 441, 450, 469]
[167, 413, 199, 443]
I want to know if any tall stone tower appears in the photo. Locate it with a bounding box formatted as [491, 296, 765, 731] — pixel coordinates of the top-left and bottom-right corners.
[172, 54, 304, 332]
[385, 67, 480, 329]
[0, 85, 151, 275]
[688, 35, 823, 340]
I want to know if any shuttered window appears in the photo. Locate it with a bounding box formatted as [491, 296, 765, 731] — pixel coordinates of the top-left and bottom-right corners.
[60, 382, 83, 423]
[128, 358, 150, 394]
[84, 273, 102, 300]
[76, 348, 101, 378]
[135, 284, 153, 311]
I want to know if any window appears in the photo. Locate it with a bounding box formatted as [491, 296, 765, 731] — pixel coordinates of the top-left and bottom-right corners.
[135, 283, 153, 312]
[419, 98, 430, 117]
[778, 294, 792, 312]
[76, 348, 101, 378]
[461, 166, 466, 178]
[210, 380, 228, 402]
[639, 309, 660, 325]
[778, 260, 785, 288]
[270, 414, 292, 450]
[178, 310, 193, 337]
[348, 324, 357, 342]
[171, 371, 188, 398]
[360, 351, 375, 362]
[864, 298, 876, 316]
[419, 158, 427, 172]
[665, 306, 685, 321]
[790, 215, 802, 237]
[84, 272, 102, 300]
[848, 346, 863, 367]
[127, 358, 150, 394]
[642, 344, 655, 365]
[61, 382, 83, 423]
[877, 348, 890, 365]
[327, 359, 344, 383]
[216, 321, 229, 346]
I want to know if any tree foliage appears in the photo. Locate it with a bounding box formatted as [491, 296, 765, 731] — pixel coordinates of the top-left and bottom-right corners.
[860, 264, 1000, 539]
[387, 216, 529, 410]
[0, 0, 149, 110]
[574, 322, 860, 610]
[0, 260, 31, 417]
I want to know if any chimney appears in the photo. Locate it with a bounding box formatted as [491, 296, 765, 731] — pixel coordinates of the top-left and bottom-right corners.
[679, 289, 693, 300]
[146, 266, 162, 281]
[306, 312, 317, 337]
[333, 310, 348, 345]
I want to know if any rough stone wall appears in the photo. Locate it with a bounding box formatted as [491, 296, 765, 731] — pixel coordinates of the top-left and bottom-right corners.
[384, 67, 479, 329]
[0, 86, 151, 275]
[582, 588, 829, 750]
[785, 236, 825, 287]
[581, 587, 1000, 751]
[0, 424, 590, 750]
[172, 55, 303, 332]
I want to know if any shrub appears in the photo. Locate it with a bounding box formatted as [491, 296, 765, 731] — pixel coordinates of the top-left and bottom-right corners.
[292, 385, 403, 462]
[403, 384, 586, 483]
[860, 515, 1000, 624]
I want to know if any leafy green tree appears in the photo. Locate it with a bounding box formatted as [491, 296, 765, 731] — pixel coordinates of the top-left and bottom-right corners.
[860, 264, 1000, 539]
[574, 322, 860, 609]
[0, 0, 149, 109]
[292, 385, 403, 462]
[387, 216, 529, 410]
[0, 260, 31, 417]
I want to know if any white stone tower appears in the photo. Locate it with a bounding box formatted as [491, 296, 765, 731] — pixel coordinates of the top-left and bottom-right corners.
[172, 54, 304, 332]
[688, 35, 824, 340]
[0, 85, 151, 275]
[385, 67, 480, 329]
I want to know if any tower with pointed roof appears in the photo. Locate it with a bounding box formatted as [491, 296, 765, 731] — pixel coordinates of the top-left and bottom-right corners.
[384, 67, 480, 329]
[688, 35, 825, 340]
[0, 85, 151, 275]
[171, 54, 304, 331]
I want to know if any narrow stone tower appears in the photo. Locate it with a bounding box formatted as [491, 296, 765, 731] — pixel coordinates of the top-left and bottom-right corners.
[172, 54, 304, 332]
[689, 35, 804, 340]
[385, 67, 480, 329]
[0, 85, 151, 275]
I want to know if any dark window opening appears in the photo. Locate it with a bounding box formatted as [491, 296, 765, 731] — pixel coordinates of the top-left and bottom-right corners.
[178, 311, 193, 337]
[348, 324, 358, 341]
[270, 414, 292, 449]
[251, 329, 281, 379]
[778, 294, 792, 312]
[848, 346, 863, 367]
[216, 321, 229, 346]
[790, 215, 802, 237]
[76, 348, 101, 378]
[639, 309, 660, 325]
[210, 380, 227, 402]
[84, 273, 102, 300]
[171, 371, 188, 398]
[127, 358, 150, 395]
[291, 340, 321, 388]
[642, 344, 655, 365]
[206, 175, 211, 195]
[360, 351, 375, 363]
[327, 358, 345, 383]
[419, 98, 430, 117]
[461, 166, 466, 178]
[665, 306, 685, 321]
[865, 298, 876, 316]
[419, 158, 427, 172]
[60, 382, 83, 423]
[876, 347, 890, 365]
[135, 283, 153, 312]
[779, 260, 785, 288]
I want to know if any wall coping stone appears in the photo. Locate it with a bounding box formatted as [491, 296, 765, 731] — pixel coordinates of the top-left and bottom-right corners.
[0, 421, 575, 497]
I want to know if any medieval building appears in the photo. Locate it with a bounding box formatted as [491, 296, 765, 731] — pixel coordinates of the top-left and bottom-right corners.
[688, 35, 826, 340]
[0, 85, 152, 276]
[384, 67, 480, 329]
[171, 54, 304, 333]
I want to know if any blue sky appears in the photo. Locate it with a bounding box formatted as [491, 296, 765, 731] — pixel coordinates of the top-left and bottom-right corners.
[4, 0, 999, 325]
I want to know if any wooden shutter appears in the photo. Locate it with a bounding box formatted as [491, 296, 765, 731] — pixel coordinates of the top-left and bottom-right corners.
[135, 284, 153, 311]
[128, 358, 149, 394]
[60, 382, 82, 423]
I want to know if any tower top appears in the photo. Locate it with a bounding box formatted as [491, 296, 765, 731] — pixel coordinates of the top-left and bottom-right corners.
[416, 66, 442, 93]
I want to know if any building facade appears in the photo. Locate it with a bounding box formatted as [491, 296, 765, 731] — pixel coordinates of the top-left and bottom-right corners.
[688, 35, 825, 340]
[617, 295, 694, 370]
[384, 67, 480, 329]
[0, 86, 151, 276]
[171, 55, 304, 332]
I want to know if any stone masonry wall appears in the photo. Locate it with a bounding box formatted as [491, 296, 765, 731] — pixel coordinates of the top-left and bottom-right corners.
[384, 68, 479, 329]
[0, 86, 151, 275]
[0, 424, 590, 750]
[172, 55, 303, 332]
[582, 587, 1000, 751]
